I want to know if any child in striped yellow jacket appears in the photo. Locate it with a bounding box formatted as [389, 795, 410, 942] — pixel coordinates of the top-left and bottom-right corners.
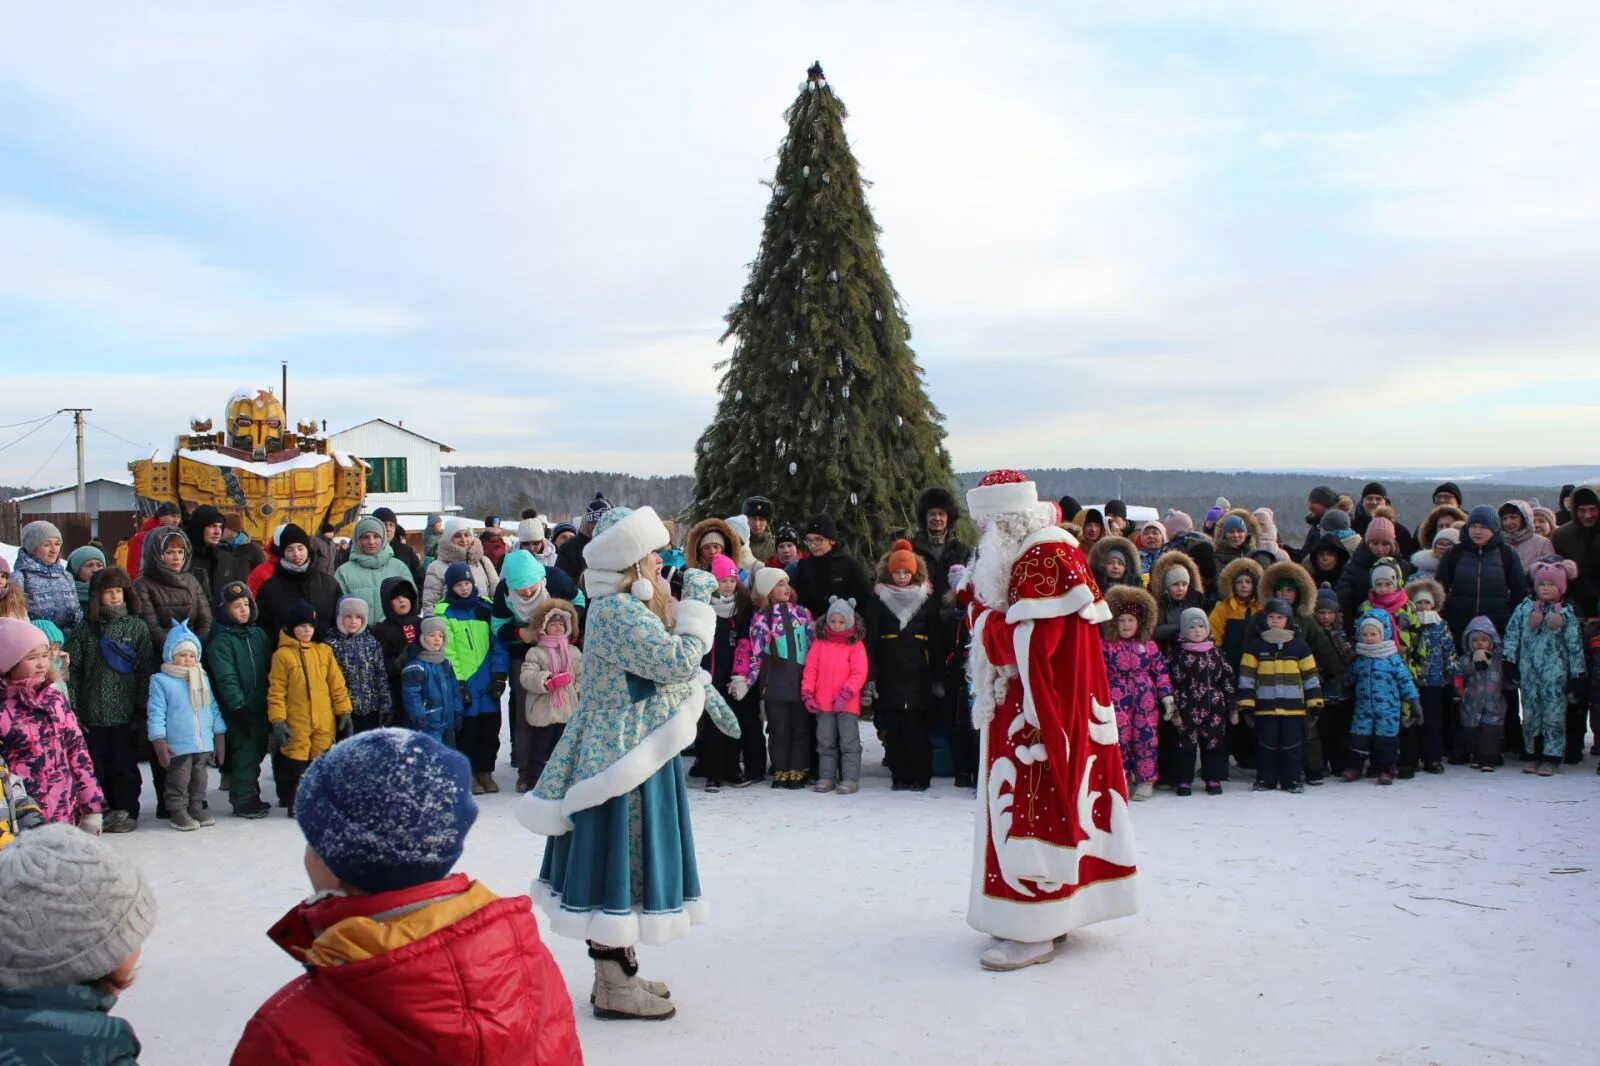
[1235, 597, 1323, 794]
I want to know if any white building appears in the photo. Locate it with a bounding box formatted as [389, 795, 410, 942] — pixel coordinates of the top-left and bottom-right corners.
[11, 478, 138, 537]
[326, 419, 460, 525]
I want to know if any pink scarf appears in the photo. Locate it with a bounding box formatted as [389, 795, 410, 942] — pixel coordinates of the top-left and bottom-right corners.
[1368, 586, 1409, 642]
[1179, 639, 1214, 652]
[538, 634, 574, 713]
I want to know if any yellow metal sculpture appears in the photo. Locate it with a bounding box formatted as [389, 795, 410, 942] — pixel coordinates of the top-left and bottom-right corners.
[130, 388, 367, 542]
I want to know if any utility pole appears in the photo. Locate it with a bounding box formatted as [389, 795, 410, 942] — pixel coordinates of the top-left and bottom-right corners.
[58, 408, 92, 513]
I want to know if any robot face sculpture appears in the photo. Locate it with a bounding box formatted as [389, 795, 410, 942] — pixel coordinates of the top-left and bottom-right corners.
[227, 389, 286, 457]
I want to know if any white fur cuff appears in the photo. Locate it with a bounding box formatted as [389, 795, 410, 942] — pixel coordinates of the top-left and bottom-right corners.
[673, 599, 716, 648]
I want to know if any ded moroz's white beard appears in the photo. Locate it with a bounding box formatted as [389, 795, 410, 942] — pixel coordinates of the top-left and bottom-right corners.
[970, 504, 1058, 609]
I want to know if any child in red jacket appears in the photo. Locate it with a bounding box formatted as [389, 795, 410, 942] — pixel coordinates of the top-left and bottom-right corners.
[802, 597, 869, 795]
[231, 729, 581, 1066]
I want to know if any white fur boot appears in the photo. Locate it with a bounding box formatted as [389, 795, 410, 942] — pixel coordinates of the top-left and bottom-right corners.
[592, 958, 676, 1020]
[979, 938, 1058, 972]
[589, 947, 670, 1004]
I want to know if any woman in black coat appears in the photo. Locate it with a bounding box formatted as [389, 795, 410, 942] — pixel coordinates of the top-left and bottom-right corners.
[868, 542, 943, 791]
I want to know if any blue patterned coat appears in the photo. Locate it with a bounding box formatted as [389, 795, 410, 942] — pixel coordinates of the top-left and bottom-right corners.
[325, 629, 393, 721]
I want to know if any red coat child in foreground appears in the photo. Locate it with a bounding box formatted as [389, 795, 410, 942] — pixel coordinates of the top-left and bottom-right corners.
[231, 728, 582, 1066]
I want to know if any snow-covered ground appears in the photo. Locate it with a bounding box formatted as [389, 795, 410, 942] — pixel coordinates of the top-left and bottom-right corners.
[110, 728, 1598, 1065]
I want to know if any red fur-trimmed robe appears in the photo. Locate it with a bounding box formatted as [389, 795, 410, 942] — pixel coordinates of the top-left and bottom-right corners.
[964, 525, 1138, 941]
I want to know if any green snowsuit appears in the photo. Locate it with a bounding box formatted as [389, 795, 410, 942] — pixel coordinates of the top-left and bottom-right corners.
[206, 615, 274, 810]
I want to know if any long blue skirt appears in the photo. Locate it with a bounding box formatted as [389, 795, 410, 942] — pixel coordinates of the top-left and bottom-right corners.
[536, 754, 707, 947]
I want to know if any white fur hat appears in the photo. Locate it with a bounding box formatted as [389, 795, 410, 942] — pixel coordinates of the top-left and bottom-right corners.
[966, 469, 1040, 522]
[752, 566, 790, 600]
[584, 506, 670, 572]
[442, 517, 474, 540]
[725, 514, 751, 543]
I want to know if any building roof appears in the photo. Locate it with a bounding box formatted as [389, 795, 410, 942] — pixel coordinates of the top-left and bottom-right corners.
[330, 418, 454, 453]
[10, 477, 135, 504]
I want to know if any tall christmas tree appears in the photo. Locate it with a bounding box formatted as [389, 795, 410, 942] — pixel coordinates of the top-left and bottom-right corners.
[692, 62, 956, 559]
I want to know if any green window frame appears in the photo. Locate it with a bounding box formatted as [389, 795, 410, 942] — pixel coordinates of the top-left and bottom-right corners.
[364, 457, 408, 494]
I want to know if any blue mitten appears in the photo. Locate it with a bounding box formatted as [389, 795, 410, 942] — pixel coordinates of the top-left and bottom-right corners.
[680, 568, 717, 605]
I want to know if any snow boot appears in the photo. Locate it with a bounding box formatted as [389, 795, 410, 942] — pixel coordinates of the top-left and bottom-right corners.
[814, 779, 836, 793]
[1204, 782, 1222, 795]
[475, 772, 500, 794]
[587, 947, 670, 1005]
[591, 957, 675, 1020]
[234, 798, 271, 819]
[1537, 762, 1558, 777]
[1522, 762, 1540, 774]
[103, 811, 137, 833]
[1287, 782, 1305, 794]
[1132, 782, 1154, 801]
[1341, 768, 1363, 783]
[979, 938, 1057, 972]
[471, 777, 486, 796]
[837, 781, 859, 795]
[189, 803, 216, 828]
[169, 808, 198, 831]
[1251, 781, 1272, 792]
[515, 775, 533, 793]
[1377, 769, 1395, 785]
[1175, 784, 1192, 797]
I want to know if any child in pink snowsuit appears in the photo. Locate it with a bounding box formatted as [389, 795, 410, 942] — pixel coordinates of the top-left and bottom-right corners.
[801, 597, 868, 795]
[1101, 587, 1174, 801]
[0, 618, 104, 831]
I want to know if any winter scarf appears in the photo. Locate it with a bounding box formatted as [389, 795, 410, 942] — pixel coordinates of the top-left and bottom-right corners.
[159, 658, 212, 715]
[279, 556, 310, 574]
[711, 592, 738, 620]
[875, 581, 931, 630]
[1368, 586, 1410, 644]
[1355, 637, 1399, 660]
[506, 587, 547, 625]
[1179, 638, 1215, 653]
[538, 634, 575, 714]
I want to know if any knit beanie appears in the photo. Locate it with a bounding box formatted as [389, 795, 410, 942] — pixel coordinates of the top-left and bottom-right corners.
[1057, 496, 1082, 523]
[1433, 482, 1462, 505]
[31, 619, 64, 647]
[1219, 514, 1246, 536]
[420, 615, 447, 641]
[1308, 486, 1338, 509]
[1319, 509, 1352, 533]
[1361, 482, 1388, 500]
[1574, 486, 1600, 511]
[752, 567, 790, 600]
[337, 596, 369, 625]
[500, 551, 545, 592]
[286, 599, 318, 632]
[295, 729, 478, 894]
[774, 524, 801, 548]
[517, 516, 548, 544]
[444, 562, 473, 590]
[1531, 560, 1570, 597]
[1105, 499, 1128, 520]
[806, 513, 840, 543]
[442, 516, 473, 541]
[0, 824, 157, 990]
[584, 493, 612, 521]
[1370, 561, 1401, 588]
[1365, 516, 1397, 545]
[1532, 506, 1557, 531]
[1103, 547, 1130, 570]
[709, 554, 738, 581]
[1163, 562, 1191, 588]
[0, 617, 47, 676]
[19, 521, 61, 556]
[155, 502, 181, 518]
[1432, 526, 1462, 549]
[888, 538, 918, 575]
[1262, 598, 1293, 621]
[372, 506, 398, 524]
[1162, 509, 1193, 539]
[1315, 585, 1340, 613]
[1466, 505, 1499, 531]
[825, 596, 856, 628]
[278, 523, 311, 551]
[1179, 606, 1209, 634]
[66, 545, 106, 577]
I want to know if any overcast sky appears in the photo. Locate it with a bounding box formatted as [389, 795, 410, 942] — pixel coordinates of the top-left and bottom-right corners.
[2, 2, 1597, 487]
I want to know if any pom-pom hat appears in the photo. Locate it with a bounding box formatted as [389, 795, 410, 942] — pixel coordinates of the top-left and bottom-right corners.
[888, 539, 918, 574]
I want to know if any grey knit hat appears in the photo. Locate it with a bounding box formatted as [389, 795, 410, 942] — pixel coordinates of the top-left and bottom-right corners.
[420, 615, 448, 639]
[19, 520, 62, 556]
[1179, 607, 1210, 635]
[1319, 509, 1352, 533]
[0, 824, 157, 990]
[824, 596, 857, 628]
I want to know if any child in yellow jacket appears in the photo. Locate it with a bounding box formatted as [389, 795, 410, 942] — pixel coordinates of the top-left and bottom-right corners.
[267, 601, 352, 816]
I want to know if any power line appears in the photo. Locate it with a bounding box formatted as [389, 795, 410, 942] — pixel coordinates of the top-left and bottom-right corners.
[0, 413, 59, 453]
[21, 428, 73, 488]
[0, 414, 55, 430]
[86, 420, 154, 451]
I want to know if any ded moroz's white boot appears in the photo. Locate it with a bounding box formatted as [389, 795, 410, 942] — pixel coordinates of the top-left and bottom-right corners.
[589, 947, 670, 1004]
[979, 938, 1058, 972]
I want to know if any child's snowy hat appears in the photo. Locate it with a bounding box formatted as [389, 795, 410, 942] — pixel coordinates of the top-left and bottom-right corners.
[825, 596, 857, 627]
[584, 506, 670, 572]
[1179, 606, 1210, 634]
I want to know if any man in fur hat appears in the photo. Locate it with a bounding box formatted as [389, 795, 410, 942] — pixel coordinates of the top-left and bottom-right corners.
[911, 485, 971, 601]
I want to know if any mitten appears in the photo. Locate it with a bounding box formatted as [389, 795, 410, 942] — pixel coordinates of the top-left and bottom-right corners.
[337, 714, 354, 739]
[861, 681, 877, 707]
[79, 812, 103, 836]
[680, 568, 717, 605]
[151, 738, 172, 768]
[489, 674, 507, 703]
[1161, 695, 1179, 723]
[546, 671, 572, 691]
[270, 720, 292, 751]
[729, 676, 750, 702]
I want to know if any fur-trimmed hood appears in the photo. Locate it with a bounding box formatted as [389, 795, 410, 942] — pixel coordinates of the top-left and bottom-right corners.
[1261, 561, 1316, 617]
[1404, 577, 1447, 612]
[1217, 557, 1265, 605]
[1212, 507, 1262, 551]
[1151, 549, 1203, 598]
[524, 597, 580, 641]
[1102, 585, 1158, 643]
[916, 485, 961, 529]
[686, 517, 744, 568]
[1088, 535, 1141, 587]
[1418, 505, 1467, 550]
[86, 566, 140, 623]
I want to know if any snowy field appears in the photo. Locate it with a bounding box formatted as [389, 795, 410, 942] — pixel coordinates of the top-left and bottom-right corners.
[110, 727, 1598, 1065]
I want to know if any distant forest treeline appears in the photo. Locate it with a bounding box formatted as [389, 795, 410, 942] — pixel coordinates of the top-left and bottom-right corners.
[448, 465, 1573, 550]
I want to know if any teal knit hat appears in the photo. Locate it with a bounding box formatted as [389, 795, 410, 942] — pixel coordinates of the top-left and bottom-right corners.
[31, 619, 64, 647]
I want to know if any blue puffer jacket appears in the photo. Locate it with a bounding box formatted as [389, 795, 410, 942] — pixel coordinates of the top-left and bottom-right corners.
[147, 622, 226, 756]
[400, 654, 462, 739]
[1348, 610, 1420, 728]
[13, 551, 83, 637]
